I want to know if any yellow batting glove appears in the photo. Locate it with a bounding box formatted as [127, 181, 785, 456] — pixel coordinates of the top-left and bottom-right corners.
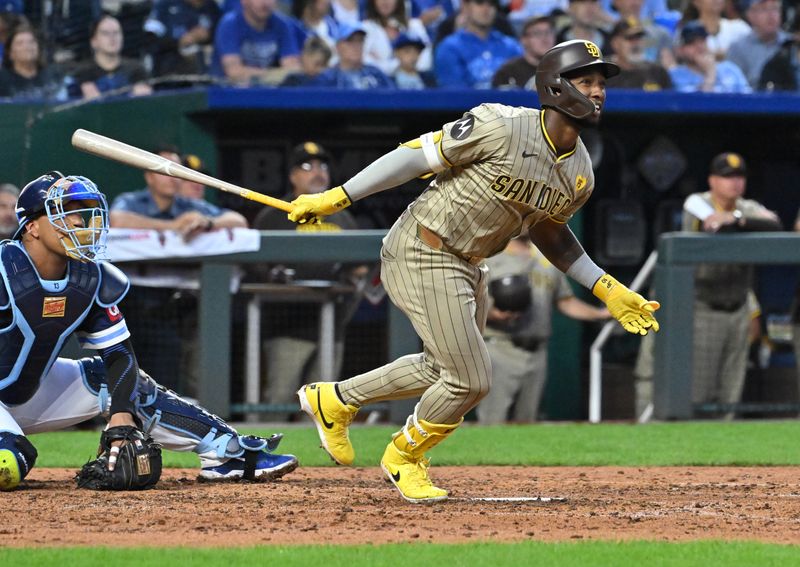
[592, 274, 660, 335]
[288, 186, 352, 225]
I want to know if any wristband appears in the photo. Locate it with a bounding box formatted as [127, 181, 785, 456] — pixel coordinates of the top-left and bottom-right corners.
[565, 253, 605, 290]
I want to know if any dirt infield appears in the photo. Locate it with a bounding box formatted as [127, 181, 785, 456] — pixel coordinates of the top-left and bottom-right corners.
[4, 466, 799, 547]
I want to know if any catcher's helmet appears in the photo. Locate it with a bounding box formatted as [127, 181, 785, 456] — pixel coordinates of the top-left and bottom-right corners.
[12, 171, 65, 240]
[13, 172, 109, 261]
[535, 40, 619, 120]
[489, 274, 532, 312]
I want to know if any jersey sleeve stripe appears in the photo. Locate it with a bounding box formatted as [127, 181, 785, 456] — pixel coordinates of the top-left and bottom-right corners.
[76, 320, 131, 350]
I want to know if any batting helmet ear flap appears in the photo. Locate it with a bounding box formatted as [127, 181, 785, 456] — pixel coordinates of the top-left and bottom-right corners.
[541, 76, 598, 120]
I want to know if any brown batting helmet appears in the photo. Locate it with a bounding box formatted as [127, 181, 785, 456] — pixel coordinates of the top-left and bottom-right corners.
[535, 40, 620, 120]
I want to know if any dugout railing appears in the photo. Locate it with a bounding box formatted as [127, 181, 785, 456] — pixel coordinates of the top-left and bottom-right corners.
[184, 230, 418, 420]
[653, 232, 800, 420]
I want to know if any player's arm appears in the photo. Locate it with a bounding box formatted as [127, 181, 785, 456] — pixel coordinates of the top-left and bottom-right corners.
[101, 338, 140, 420]
[529, 219, 659, 335]
[288, 142, 438, 224]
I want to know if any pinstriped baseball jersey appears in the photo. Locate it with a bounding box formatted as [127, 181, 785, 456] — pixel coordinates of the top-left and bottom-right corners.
[409, 103, 595, 259]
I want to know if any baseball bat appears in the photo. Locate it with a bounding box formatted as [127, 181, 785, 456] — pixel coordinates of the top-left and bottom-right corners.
[71, 129, 293, 213]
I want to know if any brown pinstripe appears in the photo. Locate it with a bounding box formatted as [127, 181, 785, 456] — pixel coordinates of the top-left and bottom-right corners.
[337, 103, 596, 425]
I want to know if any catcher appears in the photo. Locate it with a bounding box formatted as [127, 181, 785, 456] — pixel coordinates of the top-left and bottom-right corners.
[0, 172, 297, 491]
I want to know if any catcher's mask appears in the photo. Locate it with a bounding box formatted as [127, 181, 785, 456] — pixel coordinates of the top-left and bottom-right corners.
[14, 172, 109, 262]
[535, 40, 619, 120]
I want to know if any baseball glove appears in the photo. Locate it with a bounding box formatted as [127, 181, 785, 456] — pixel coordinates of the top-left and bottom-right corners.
[75, 426, 162, 490]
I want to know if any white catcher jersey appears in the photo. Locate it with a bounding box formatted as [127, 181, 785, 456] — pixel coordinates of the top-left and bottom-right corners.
[409, 103, 595, 259]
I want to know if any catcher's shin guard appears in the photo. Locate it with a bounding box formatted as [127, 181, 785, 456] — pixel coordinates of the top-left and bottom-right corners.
[0, 432, 38, 491]
[380, 408, 461, 503]
[79, 357, 291, 468]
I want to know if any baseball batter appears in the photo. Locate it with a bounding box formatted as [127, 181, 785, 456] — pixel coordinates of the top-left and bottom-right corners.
[0, 172, 297, 491]
[293, 40, 660, 503]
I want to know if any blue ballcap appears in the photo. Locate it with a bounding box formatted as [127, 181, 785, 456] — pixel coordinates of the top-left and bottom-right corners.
[391, 32, 426, 51]
[334, 23, 367, 42]
[680, 21, 709, 45]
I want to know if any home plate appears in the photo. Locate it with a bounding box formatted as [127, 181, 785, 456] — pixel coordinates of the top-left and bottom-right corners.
[454, 496, 567, 503]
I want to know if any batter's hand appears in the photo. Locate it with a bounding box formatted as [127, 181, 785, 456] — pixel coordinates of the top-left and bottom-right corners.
[592, 274, 660, 335]
[288, 186, 352, 224]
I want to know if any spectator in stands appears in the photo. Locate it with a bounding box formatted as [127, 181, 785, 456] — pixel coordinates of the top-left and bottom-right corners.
[681, 152, 781, 419]
[252, 141, 362, 421]
[600, 0, 670, 22]
[179, 153, 209, 200]
[727, 0, 787, 88]
[0, 11, 26, 61]
[110, 145, 248, 395]
[362, 0, 433, 75]
[758, 17, 800, 91]
[290, 0, 339, 51]
[507, 0, 566, 35]
[434, 0, 522, 88]
[310, 23, 395, 88]
[606, 18, 672, 90]
[0, 26, 69, 101]
[611, 0, 675, 66]
[434, 0, 516, 46]
[680, 0, 750, 60]
[281, 35, 333, 86]
[410, 0, 454, 39]
[331, 0, 362, 25]
[669, 22, 751, 92]
[555, 0, 609, 51]
[491, 15, 555, 89]
[71, 14, 152, 100]
[0, 182, 19, 239]
[212, 0, 301, 85]
[392, 32, 437, 87]
[110, 145, 247, 240]
[144, 0, 222, 76]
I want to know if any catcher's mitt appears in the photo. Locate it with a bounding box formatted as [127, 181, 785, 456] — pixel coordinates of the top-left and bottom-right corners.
[76, 426, 162, 490]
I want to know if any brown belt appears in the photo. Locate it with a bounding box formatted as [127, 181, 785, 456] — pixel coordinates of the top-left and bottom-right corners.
[416, 224, 483, 266]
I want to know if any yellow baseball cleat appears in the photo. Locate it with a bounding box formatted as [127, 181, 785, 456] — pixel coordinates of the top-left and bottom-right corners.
[297, 382, 358, 465]
[380, 441, 448, 503]
[0, 449, 21, 491]
[379, 412, 462, 503]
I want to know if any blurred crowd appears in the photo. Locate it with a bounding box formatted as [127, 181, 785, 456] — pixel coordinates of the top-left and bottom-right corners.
[0, 0, 798, 100]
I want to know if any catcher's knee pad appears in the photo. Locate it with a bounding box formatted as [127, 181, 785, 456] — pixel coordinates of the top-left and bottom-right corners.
[135, 374, 279, 459]
[0, 432, 38, 491]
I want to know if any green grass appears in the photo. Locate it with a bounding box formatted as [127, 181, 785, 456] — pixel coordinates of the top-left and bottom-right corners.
[30, 420, 800, 468]
[2, 541, 800, 567]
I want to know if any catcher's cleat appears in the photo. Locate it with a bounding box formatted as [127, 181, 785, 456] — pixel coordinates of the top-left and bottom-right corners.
[199, 452, 298, 482]
[381, 442, 448, 503]
[0, 449, 22, 491]
[297, 382, 358, 465]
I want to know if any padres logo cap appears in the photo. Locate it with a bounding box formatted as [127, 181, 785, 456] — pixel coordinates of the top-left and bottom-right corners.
[710, 152, 747, 177]
[290, 141, 331, 168]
